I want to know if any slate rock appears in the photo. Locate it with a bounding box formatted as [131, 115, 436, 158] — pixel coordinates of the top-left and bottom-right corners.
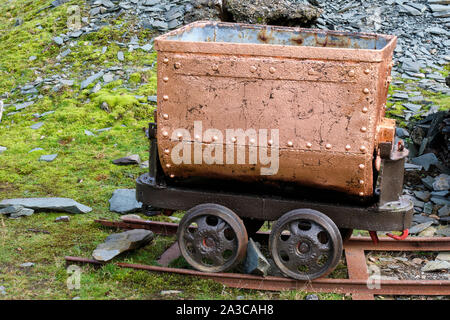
[409, 221, 433, 234]
[120, 214, 142, 221]
[39, 154, 58, 162]
[30, 122, 44, 130]
[0, 205, 24, 215]
[422, 176, 435, 190]
[112, 154, 140, 165]
[411, 153, 440, 171]
[0, 146, 6, 154]
[432, 174, 450, 191]
[109, 189, 142, 214]
[53, 36, 64, 45]
[118, 51, 124, 61]
[0, 198, 92, 214]
[305, 294, 319, 300]
[431, 196, 450, 206]
[418, 226, 436, 237]
[9, 207, 34, 218]
[243, 238, 270, 276]
[422, 260, 450, 272]
[226, 0, 322, 26]
[436, 252, 450, 261]
[84, 129, 95, 136]
[81, 71, 104, 89]
[55, 215, 70, 222]
[413, 191, 431, 202]
[438, 205, 450, 217]
[92, 229, 153, 261]
[20, 262, 35, 268]
[0, 286, 5, 295]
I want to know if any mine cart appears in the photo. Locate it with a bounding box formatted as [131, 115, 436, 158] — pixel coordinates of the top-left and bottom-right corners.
[136, 21, 413, 280]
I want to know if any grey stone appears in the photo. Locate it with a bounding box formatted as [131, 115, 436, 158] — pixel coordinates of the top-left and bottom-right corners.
[243, 238, 270, 276]
[0, 205, 24, 215]
[10, 208, 34, 218]
[109, 189, 143, 214]
[422, 260, 450, 272]
[39, 154, 58, 162]
[69, 30, 83, 38]
[103, 73, 114, 83]
[96, 127, 111, 132]
[422, 176, 435, 190]
[120, 214, 142, 221]
[431, 196, 450, 206]
[80, 71, 105, 89]
[396, 128, 409, 138]
[0, 198, 92, 214]
[84, 129, 95, 136]
[419, 226, 436, 237]
[432, 174, 450, 191]
[423, 202, 433, 215]
[92, 229, 153, 261]
[112, 154, 140, 165]
[413, 214, 436, 224]
[0, 286, 5, 295]
[438, 205, 450, 217]
[305, 294, 319, 300]
[60, 49, 71, 58]
[118, 51, 124, 61]
[411, 153, 440, 171]
[402, 59, 421, 73]
[30, 122, 44, 130]
[403, 103, 422, 113]
[226, 0, 322, 26]
[413, 191, 431, 202]
[20, 262, 35, 268]
[15, 101, 34, 111]
[102, 46, 108, 54]
[436, 227, 450, 237]
[436, 252, 450, 261]
[0, 146, 6, 154]
[29, 56, 37, 62]
[53, 36, 64, 45]
[141, 43, 152, 52]
[60, 79, 74, 86]
[55, 215, 70, 222]
[148, 95, 157, 103]
[409, 221, 433, 234]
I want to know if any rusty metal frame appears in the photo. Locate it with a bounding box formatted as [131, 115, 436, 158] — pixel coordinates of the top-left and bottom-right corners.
[136, 172, 412, 231]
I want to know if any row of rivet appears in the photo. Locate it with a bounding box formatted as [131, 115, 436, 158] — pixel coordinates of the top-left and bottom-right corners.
[162, 56, 369, 190]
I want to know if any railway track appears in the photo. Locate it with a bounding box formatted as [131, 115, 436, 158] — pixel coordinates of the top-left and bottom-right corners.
[65, 218, 450, 300]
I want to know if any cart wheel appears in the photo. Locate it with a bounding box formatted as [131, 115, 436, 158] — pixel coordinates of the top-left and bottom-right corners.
[177, 203, 248, 273]
[269, 209, 343, 280]
[242, 218, 265, 236]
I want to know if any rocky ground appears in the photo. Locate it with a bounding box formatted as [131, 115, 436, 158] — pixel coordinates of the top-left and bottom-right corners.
[0, 0, 448, 300]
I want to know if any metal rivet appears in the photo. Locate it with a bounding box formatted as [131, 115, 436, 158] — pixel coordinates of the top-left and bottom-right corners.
[359, 180, 364, 185]
[163, 95, 169, 101]
[174, 62, 181, 69]
[170, 174, 175, 178]
[359, 192, 364, 196]
[162, 113, 169, 120]
[166, 163, 171, 168]
[363, 88, 370, 94]
[362, 107, 368, 113]
[163, 58, 169, 64]
[345, 144, 351, 151]
[348, 70, 355, 77]
[212, 135, 218, 141]
[287, 141, 293, 147]
[269, 67, 276, 74]
[195, 134, 201, 141]
[360, 145, 366, 152]
[164, 149, 170, 154]
[231, 137, 237, 143]
[163, 76, 169, 82]
[250, 66, 257, 73]
[364, 69, 370, 74]
[162, 131, 168, 137]
[249, 138, 255, 144]
[325, 143, 332, 149]
[306, 142, 312, 148]
[361, 127, 367, 132]
[212, 64, 218, 71]
[359, 164, 365, 169]
[177, 132, 183, 140]
[308, 68, 314, 75]
[268, 139, 273, 146]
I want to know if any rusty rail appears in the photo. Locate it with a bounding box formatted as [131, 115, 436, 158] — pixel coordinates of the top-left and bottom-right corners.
[87, 218, 450, 299]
